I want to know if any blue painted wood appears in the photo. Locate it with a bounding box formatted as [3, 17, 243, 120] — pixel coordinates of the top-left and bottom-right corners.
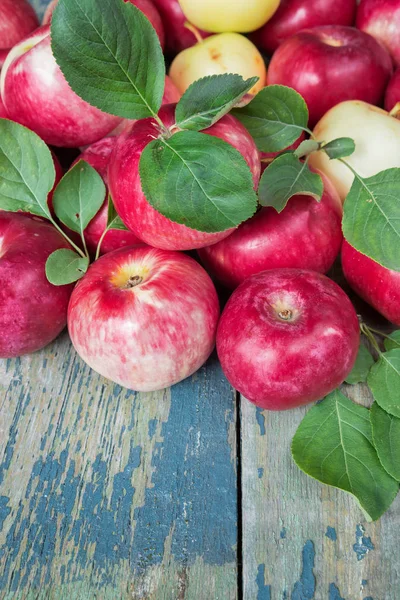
[0, 334, 238, 598]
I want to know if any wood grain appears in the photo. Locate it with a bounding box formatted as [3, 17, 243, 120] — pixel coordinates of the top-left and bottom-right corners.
[241, 384, 400, 600]
[0, 333, 238, 599]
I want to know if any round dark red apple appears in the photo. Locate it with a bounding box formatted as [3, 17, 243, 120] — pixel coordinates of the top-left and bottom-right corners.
[198, 170, 343, 289]
[356, 0, 400, 67]
[217, 269, 360, 410]
[251, 0, 357, 55]
[0, 26, 122, 147]
[152, 0, 210, 54]
[41, 0, 165, 49]
[342, 240, 400, 326]
[68, 246, 220, 391]
[0, 0, 39, 68]
[267, 25, 393, 127]
[0, 212, 74, 358]
[108, 104, 261, 251]
[385, 67, 400, 113]
[72, 137, 142, 256]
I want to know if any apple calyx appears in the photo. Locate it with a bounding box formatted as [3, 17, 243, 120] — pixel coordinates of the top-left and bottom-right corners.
[271, 298, 299, 323]
[124, 275, 144, 289]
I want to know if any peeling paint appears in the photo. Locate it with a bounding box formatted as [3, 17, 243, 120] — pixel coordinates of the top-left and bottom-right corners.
[255, 407, 266, 436]
[291, 540, 316, 600]
[325, 527, 337, 541]
[353, 525, 374, 561]
[280, 527, 287, 539]
[258, 468, 264, 479]
[329, 582, 345, 600]
[256, 564, 271, 600]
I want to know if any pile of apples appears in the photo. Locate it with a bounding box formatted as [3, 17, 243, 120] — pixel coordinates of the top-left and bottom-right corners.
[0, 0, 400, 412]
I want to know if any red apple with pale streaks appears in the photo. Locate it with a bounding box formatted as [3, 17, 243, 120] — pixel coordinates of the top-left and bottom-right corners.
[198, 170, 343, 289]
[0, 212, 74, 358]
[267, 25, 393, 127]
[0, 26, 121, 147]
[108, 104, 261, 251]
[71, 137, 142, 256]
[356, 0, 400, 67]
[385, 67, 400, 114]
[217, 269, 360, 410]
[41, 0, 165, 49]
[0, 0, 39, 68]
[68, 246, 220, 391]
[152, 0, 210, 53]
[251, 0, 357, 54]
[0, 96, 7, 117]
[342, 241, 400, 326]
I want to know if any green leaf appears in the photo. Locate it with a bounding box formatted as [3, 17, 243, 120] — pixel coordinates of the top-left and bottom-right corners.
[45, 249, 89, 285]
[345, 344, 375, 385]
[175, 74, 258, 132]
[53, 161, 105, 242]
[342, 168, 400, 272]
[293, 140, 320, 159]
[51, 0, 165, 119]
[107, 195, 129, 231]
[139, 130, 258, 232]
[258, 153, 323, 212]
[292, 389, 398, 521]
[384, 330, 400, 351]
[322, 138, 356, 160]
[371, 403, 400, 481]
[367, 349, 400, 417]
[232, 85, 309, 153]
[0, 119, 54, 219]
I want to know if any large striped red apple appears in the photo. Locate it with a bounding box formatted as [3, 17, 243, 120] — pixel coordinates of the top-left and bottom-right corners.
[68, 246, 220, 391]
[357, 0, 400, 67]
[108, 104, 261, 251]
[0, 0, 39, 68]
[217, 269, 360, 410]
[0, 212, 74, 358]
[0, 26, 121, 147]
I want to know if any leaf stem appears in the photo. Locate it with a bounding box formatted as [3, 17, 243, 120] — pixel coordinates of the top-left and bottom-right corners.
[95, 227, 109, 261]
[49, 217, 87, 259]
[361, 323, 382, 356]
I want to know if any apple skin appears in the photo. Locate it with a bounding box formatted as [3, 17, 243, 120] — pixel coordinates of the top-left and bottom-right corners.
[251, 0, 357, 55]
[260, 131, 305, 173]
[309, 100, 400, 202]
[169, 33, 267, 96]
[217, 269, 360, 410]
[0, 0, 39, 68]
[198, 170, 343, 289]
[0, 96, 7, 117]
[68, 246, 220, 391]
[41, 0, 165, 50]
[70, 138, 142, 256]
[0, 212, 74, 358]
[152, 0, 210, 54]
[108, 104, 261, 251]
[356, 0, 400, 67]
[342, 240, 400, 326]
[267, 25, 393, 127]
[178, 0, 280, 33]
[0, 26, 122, 148]
[385, 67, 400, 113]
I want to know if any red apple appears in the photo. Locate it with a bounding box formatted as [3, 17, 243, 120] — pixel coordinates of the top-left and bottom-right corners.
[217, 269, 360, 410]
[0, 0, 39, 68]
[198, 170, 343, 289]
[0, 96, 6, 117]
[267, 25, 393, 127]
[108, 104, 261, 251]
[385, 67, 400, 114]
[0, 212, 74, 358]
[68, 246, 220, 391]
[70, 138, 142, 256]
[356, 0, 400, 67]
[342, 240, 400, 326]
[152, 0, 210, 54]
[41, 0, 165, 49]
[0, 26, 122, 147]
[251, 0, 357, 55]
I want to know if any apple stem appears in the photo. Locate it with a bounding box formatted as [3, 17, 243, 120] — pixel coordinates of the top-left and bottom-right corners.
[363, 325, 397, 343]
[389, 102, 400, 120]
[183, 21, 204, 44]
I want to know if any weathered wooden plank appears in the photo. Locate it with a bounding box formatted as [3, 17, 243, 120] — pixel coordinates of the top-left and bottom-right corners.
[0, 333, 238, 599]
[241, 384, 400, 600]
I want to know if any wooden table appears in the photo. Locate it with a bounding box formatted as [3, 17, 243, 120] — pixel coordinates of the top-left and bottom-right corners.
[1, 2, 398, 597]
[1, 330, 399, 599]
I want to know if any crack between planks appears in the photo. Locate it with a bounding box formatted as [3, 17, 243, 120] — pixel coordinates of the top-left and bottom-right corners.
[236, 389, 244, 600]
